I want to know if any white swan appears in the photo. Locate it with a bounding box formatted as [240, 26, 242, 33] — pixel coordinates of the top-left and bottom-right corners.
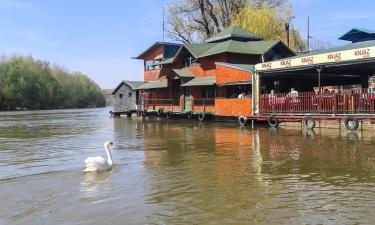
[84, 141, 114, 172]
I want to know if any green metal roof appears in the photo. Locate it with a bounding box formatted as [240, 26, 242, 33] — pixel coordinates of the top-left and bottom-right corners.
[180, 76, 216, 87]
[198, 40, 280, 58]
[155, 57, 175, 65]
[112, 80, 145, 94]
[184, 43, 216, 58]
[218, 80, 252, 86]
[171, 69, 194, 78]
[205, 26, 263, 43]
[135, 79, 168, 90]
[133, 42, 182, 59]
[339, 28, 375, 43]
[215, 62, 254, 72]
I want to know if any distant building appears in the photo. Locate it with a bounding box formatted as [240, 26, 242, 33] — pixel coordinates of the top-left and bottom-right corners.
[102, 89, 114, 106]
[339, 28, 375, 43]
[111, 81, 144, 116]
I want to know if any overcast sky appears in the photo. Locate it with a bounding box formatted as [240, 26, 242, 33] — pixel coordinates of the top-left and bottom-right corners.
[0, 0, 374, 89]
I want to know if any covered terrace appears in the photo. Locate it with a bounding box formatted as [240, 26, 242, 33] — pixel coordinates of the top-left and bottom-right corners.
[254, 40, 375, 115]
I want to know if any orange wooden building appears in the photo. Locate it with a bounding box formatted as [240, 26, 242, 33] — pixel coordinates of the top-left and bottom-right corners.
[133, 26, 295, 121]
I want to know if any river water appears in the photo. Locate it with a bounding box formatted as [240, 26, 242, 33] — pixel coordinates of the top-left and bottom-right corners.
[1, 108, 375, 225]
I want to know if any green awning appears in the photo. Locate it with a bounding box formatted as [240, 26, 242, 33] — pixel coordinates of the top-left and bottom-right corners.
[181, 76, 216, 87]
[171, 69, 194, 78]
[219, 80, 251, 86]
[157, 57, 175, 65]
[135, 80, 168, 90]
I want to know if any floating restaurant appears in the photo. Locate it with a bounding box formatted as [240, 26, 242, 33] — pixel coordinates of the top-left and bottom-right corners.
[112, 27, 375, 131]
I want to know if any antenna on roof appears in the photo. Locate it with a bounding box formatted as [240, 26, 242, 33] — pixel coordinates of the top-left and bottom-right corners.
[307, 16, 310, 52]
[162, 6, 165, 43]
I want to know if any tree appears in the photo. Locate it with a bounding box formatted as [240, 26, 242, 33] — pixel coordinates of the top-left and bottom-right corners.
[231, 6, 306, 52]
[166, 0, 287, 43]
[0, 55, 105, 110]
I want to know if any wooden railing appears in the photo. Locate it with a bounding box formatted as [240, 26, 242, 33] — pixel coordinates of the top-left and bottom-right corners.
[136, 98, 215, 112]
[259, 88, 375, 114]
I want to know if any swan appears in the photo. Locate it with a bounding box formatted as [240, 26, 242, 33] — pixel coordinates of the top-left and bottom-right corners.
[84, 141, 114, 172]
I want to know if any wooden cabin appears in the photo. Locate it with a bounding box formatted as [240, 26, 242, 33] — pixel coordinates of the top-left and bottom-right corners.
[134, 26, 294, 120]
[111, 80, 144, 116]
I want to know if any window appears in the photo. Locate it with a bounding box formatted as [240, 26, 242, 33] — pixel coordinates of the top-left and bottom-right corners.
[119, 94, 123, 99]
[184, 57, 198, 67]
[128, 92, 132, 97]
[145, 60, 161, 71]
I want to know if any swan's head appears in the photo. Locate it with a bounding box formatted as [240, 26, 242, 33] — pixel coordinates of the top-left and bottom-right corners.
[104, 141, 114, 147]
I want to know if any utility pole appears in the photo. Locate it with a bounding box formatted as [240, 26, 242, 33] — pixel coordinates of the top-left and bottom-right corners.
[307, 16, 310, 52]
[285, 16, 295, 48]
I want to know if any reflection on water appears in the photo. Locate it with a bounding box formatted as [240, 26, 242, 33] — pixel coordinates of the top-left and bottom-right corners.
[1, 108, 375, 224]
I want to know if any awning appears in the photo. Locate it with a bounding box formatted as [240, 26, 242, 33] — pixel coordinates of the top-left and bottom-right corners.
[135, 80, 168, 90]
[181, 76, 216, 87]
[255, 40, 375, 73]
[170, 69, 194, 78]
[218, 80, 251, 86]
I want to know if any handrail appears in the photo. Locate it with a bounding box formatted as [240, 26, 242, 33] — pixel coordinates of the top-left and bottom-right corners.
[259, 88, 375, 114]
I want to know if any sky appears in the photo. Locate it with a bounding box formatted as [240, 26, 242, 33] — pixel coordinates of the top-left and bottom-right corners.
[0, 0, 374, 89]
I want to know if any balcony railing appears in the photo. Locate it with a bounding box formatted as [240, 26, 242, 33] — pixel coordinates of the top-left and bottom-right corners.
[259, 88, 375, 114]
[136, 98, 215, 112]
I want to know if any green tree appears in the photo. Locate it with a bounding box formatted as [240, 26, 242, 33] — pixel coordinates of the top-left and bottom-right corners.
[231, 6, 306, 52]
[0, 55, 105, 110]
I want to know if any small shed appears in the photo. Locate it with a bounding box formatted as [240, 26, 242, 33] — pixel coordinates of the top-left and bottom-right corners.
[112, 80, 144, 116]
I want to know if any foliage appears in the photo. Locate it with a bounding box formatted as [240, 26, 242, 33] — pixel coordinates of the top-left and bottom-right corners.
[166, 0, 287, 43]
[232, 6, 306, 52]
[0, 55, 105, 110]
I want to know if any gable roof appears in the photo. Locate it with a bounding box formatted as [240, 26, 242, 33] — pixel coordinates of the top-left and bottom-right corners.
[112, 81, 144, 94]
[133, 42, 182, 59]
[215, 62, 254, 72]
[170, 69, 195, 78]
[181, 76, 216, 87]
[339, 28, 375, 43]
[134, 79, 168, 90]
[165, 40, 293, 65]
[198, 40, 280, 58]
[205, 26, 263, 43]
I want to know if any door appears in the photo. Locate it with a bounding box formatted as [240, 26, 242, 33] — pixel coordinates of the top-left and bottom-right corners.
[184, 87, 191, 111]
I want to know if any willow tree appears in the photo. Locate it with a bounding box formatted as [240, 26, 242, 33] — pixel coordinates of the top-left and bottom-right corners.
[232, 6, 306, 52]
[166, 0, 287, 43]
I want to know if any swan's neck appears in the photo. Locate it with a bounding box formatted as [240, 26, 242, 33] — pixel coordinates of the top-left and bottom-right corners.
[104, 143, 113, 165]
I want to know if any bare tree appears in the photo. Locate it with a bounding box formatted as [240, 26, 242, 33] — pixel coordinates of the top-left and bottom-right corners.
[166, 0, 286, 43]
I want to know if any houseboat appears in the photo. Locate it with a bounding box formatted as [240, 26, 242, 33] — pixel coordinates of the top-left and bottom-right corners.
[133, 26, 294, 121]
[111, 80, 144, 117]
[248, 28, 375, 131]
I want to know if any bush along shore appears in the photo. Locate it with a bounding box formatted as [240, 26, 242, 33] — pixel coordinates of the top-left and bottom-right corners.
[0, 55, 105, 111]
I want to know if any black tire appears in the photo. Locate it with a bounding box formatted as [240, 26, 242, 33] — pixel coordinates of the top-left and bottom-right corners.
[267, 115, 279, 128]
[136, 111, 142, 117]
[157, 108, 163, 116]
[238, 115, 247, 126]
[187, 111, 193, 119]
[344, 117, 359, 131]
[166, 111, 172, 119]
[198, 112, 206, 122]
[303, 116, 316, 129]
